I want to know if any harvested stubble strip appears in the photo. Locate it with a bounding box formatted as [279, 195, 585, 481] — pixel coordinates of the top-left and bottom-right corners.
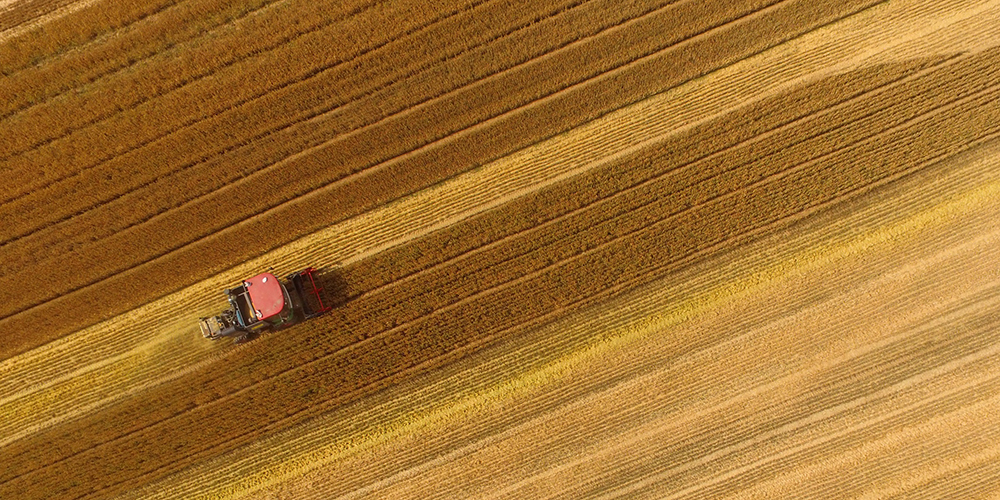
[0, 0, 619, 238]
[0, 0, 388, 189]
[4, 77, 994, 499]
[0, 0, 279, 120]
[0, 0, 597, 270]
[0, 0, 179, 75]
[0, 57, 916, 483]
[0, 0, 880, 353]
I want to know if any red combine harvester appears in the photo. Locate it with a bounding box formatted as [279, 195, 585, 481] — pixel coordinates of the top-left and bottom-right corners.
[199, 267, 331, 343]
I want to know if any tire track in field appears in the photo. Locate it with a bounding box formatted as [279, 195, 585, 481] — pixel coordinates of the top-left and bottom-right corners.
[0, 0, 888, 344]
[4, 74, 993, 497]
[164, 165, 1000, 500]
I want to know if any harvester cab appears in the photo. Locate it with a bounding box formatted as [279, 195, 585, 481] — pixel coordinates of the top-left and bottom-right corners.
[199, 267, 331, 343]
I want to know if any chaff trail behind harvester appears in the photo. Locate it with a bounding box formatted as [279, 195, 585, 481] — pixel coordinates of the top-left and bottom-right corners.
[199, 267, 331, 343]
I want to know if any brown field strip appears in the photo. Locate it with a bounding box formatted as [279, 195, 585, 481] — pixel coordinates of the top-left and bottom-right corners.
[2, 49, 998, 496]
[2, 0, 999, 497]
[0, 0, 180, 71]
[0, 0, 727, 244]
[0, 0, 597, 264]
[0, 0, 885, 359]
[0, 0, 280, 119]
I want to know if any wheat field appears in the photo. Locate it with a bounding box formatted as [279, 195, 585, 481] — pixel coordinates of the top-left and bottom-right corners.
[2, 0, 1000, 498]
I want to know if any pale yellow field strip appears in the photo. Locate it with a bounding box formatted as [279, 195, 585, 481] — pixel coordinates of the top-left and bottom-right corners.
[116, 120, 1000, 500]
[3, 0, 981, 450]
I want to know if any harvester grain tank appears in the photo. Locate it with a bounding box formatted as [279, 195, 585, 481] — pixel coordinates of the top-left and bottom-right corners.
[199, 267, 331, 343]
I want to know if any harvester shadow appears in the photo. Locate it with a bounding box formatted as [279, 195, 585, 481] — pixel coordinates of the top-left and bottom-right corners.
[309, 266, 351, 310]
